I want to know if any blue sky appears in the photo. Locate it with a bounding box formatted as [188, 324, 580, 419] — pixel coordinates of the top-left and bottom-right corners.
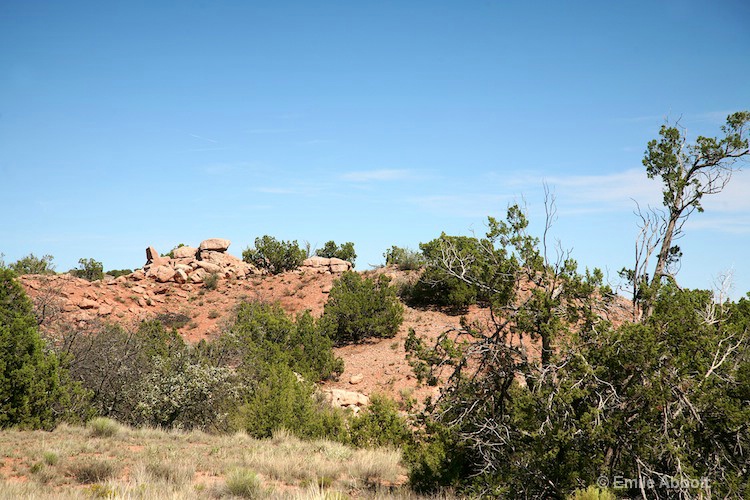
[1, 1, 749, 297]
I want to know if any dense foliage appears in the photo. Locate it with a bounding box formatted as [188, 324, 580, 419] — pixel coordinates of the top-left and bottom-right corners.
[316, 240, 357, 267]
[242, 235, 306, 274]
[399, 235, 494, 311]
[0, 269, 79, 429]
[406, 205, 749, 498]
[105, 268, 132, 278]
[321, 271, 404, 345]
[71, 258, 104, 281]
[383, 245, 425, 271]
[8, 253, 55, 275]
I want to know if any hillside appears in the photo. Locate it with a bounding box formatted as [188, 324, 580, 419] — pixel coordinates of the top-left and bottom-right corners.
[19, 257, 634, 415]
[18, 264, 458, 408]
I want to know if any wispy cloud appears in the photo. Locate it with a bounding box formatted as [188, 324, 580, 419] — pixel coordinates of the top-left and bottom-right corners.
[342, 169, 418, 182]
[189, 147, 229, 152]
[689, 214, 750, 234]
[409, 193, 515, 218]
[490, 167, 750, 232]
[545, 168, 663, 212]
[189, 133, 218, 143]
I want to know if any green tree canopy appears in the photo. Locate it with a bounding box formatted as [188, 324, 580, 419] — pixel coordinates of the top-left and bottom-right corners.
[316, 240, 357, 267]
[0, 269, 72, 429]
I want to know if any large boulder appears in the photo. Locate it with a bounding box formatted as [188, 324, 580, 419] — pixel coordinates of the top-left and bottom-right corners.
[199, 238, 231, 252]
[301, 256, 352, 274]
[173, 246, 198, 259]
[146, 246, 168, 266]
[189, 268, 208, 283]
[303, 256, 331, 268]
[200, 250, 243, 268]
[322, 388, 370, 412]
[195, 261, 222, 274]
[329, 257, 352, 273]
[150, 265, 176, 283]
[174, 268, 188, 284]
[146, 246, 160, 262]
[129, 269, 146, 281]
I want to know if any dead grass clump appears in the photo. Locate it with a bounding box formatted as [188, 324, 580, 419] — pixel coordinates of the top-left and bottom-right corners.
[143, 460, 195, 486]
[349, 447, 402, 486]
[69, 458, 119, 484]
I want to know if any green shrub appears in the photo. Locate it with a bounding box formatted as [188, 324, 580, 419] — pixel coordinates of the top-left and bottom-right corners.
[205, 301, 345, 439]
[204, 272, 219, 290]
[349, 394, 411, 448]
[316, 240, 357, 267]
[383, 246, 424, 270]
[225, 468, 261, 498]
[63, 320, 186, 426]
[0, 269, 75, 429]
[133, 351, 236, 431]
[230, 362, 347, 441]
[567, 486, 616, 500]
[9, 253, 55, 275]
[155, 312, 190, 329]
[42, 451, 59, 466]
[242, 235, 306, 274]
[402, 234, 491, 311]
[215, 301, 343, 382]
[105, 269, 132, 278]
[88, 417, 119, 437]
[406, 422, 471, 494]
[321, 271, 404, 345]
[71, 258, 103, 281]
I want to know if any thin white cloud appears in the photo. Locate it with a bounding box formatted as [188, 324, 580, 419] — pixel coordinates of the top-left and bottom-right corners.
[499, 167, 750, 231]
[689, 214, 750, 234]
[699, 169, 750, 213]
[189, 133, 218, 143]
[546, 168, 663, 211]
[342, 169, 417, 182]
[410, 193, 514, 218]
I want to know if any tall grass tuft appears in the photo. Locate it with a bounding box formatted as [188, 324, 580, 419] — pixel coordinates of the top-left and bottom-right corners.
[69, 459, 119, 484]
[88, 417, 120, 438]
[225, 468, 262, 498]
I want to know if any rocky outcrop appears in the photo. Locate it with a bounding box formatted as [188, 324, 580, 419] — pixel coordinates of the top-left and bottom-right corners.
[172, 246, 198, 259]
[126, 239, 354, 284]
[300, 256, 353, 274]
[199, 238, 231, 252]
[321, 388, 370, 414]
[131, 239, 260, 284]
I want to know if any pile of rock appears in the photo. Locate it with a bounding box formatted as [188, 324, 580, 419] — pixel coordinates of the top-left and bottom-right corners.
[299, 256, 353, 274]
[127, 238, 260, 284]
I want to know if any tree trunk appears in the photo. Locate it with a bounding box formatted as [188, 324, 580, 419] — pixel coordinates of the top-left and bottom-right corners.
[652, 212, 678, 287]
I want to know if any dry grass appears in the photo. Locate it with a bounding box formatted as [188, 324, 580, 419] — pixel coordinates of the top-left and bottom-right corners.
[0, 423, 434, 499]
